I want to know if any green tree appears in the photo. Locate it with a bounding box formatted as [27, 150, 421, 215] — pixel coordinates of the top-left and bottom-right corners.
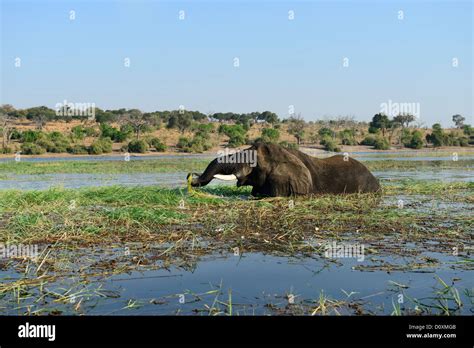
[452, 114, 465, 128]
[259, 111, 279, 124]
[218, 124, 247, 147]
[25, 106, 56, 130]
[369, 113, 391, 136]
[393, 114, 415, 128]
[426, 123, 445, 147]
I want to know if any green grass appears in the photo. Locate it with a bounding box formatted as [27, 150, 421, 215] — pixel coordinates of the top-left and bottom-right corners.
[0, 177, 472, 316]
[0, 158, 211, 175]
[365, 159, 474, 171]
[0, 157, 472, 176]
[0, 180, 471, 248]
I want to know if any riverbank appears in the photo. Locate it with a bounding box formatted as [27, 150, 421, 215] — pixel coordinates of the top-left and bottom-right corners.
[1, 145, 473, 161]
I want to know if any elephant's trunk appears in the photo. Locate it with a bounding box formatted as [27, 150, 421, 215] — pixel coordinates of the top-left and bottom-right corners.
[190, 158, 244, 187]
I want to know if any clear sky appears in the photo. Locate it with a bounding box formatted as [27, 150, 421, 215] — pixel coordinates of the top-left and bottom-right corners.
[1, 0, 472, 127]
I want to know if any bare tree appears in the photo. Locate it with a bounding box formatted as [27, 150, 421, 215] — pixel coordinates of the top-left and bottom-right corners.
[0, 112, 15, 152]
[287, 114, 306, 145]
[123, 109, 150, 140]
[393, 114, 416, 129]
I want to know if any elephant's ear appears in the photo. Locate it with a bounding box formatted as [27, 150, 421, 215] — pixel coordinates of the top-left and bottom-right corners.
[266, 154, 312, 196]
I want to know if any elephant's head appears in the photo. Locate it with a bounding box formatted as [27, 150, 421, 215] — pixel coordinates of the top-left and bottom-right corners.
[188, 148, 257, 188]
[187, 143, 313, 197]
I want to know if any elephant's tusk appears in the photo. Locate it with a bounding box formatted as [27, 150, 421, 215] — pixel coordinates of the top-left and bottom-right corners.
[213, 174, 237, 181]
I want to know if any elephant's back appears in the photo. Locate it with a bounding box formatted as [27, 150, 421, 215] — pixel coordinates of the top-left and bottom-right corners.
[317, 155, 380, 193]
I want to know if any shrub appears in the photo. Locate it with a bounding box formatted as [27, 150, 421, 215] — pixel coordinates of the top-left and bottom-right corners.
[127, 139, 148, 153]
[10, 129, 22, 140]
[320, 136, 341, 152]
[361, 135, 377, 146]
[426, 124, 445, 147]
[21, 130, 42, 143]
[373, 137, 390, 150]
[89, 138, 113, 154]
[1, 147, 13, 154]
[218, 124, 247, 147]
[400, 129, 412, 147]
[84, 127, 98, 137]
[48, 131, 64, 142]
[407, 131, 424, 149]
[176, 136, 211, 153]
[318, 127, 335, 138]
[368, 126, 380, 134]
[35, 139, 55, 151]
[462, 125, 473, 136]
[176, 137, 191, 151]
[339, 129, 357, 145]
[67, 145, 89, 154]
[148, 138, 167, 152]
[32, 133, 71, 153]
[21, 143, 46, 155]
[100, 124, 131, 143]
[261, 128, 280, 143]
[278, 141, 299, 150]
[459, 137, 469, 147]
[71, 125, 89, 140]
[190, 136, 212, 152]
[194, 123, 215, 137]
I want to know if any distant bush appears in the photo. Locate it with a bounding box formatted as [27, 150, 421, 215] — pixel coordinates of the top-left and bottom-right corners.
[318, 127, 335, 138]
[404, 130, 424, 149]
[84, 127, 98, 137]
[176, 136, 212, 153]
[462, 125, 473, 136]
[1, 147, 13, 154]
[100, 124, 131, 143]
[193, 123, 215, 137]
[278, 141, 299, 150]
[127, 139, 148, 153]
[67, 145, 89, 155]
[71, 125, 86, 140]
[368, 126, 380, 134]
[459, 137, 469, 147]
[176, 137, 190, 149]
[425, 124, 469, 147]
[21, 143, 46, 155]
[21, 130, 42, 143]
[218, 124, 247, 148]
[373, 137, 390, 150]
[339, 129, 357, 145]
[192, 136, 212, 152]
[260, 128, 280, 143]
[10, 129, 22, 140]
[148, 138, 167, 152]
[320, 136, 341, 152]
[89, 138, 113, 154]
[28, 132, 71, 153]
[361, 135, 377, 146]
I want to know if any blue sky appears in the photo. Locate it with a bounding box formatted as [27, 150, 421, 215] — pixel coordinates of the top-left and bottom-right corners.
[1, 0, 472, 127]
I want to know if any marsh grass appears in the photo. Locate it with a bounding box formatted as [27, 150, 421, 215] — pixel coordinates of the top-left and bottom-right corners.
[0, 163, 472, 315]
[0, 158, 472, 176]
[0, 181, 471, 247]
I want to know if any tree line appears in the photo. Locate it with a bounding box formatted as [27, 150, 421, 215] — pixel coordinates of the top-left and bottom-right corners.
[0, 104, 472, 155]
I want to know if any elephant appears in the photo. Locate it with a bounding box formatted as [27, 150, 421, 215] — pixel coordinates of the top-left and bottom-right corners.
[188, 143, 381, 197]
